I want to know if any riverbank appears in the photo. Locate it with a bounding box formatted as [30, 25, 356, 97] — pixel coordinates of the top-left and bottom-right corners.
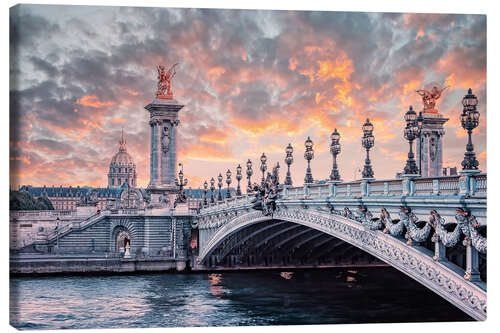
[10, 254, 187, 275]
[10, 253, 389, 276]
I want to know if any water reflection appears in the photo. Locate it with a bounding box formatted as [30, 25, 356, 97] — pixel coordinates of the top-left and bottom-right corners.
[10, 267, 473, 330]
[279, 272, 294, 280]
[208, 273, 225, 298]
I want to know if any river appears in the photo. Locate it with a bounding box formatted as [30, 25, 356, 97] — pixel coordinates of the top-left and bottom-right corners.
[10, 267, 472, 330]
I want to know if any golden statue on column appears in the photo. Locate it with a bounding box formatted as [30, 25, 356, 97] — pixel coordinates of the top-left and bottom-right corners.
[416, 85, 448, 114]
[156, 63, 179, 100]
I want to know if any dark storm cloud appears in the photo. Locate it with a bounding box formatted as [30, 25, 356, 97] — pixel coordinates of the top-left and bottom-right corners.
[30, 56, 59, 77]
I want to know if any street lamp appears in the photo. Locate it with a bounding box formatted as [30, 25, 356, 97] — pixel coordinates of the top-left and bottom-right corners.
[175, 163, 188, 192]
[246, 159, 253, 193]
[236, 164, 242, 196]
[361, 119, 375, 179]
[284, 143, 294, 186]
[304, 136, 314, 184]
[210, 177, 215, 203]
[416, 111, 424, 174]
[403, 106, 419, 175]
[217, 173, 223, 201]
[260, 153, 267, 185]
[330, 129, 341, 181]
[460, 88, 480, 170]
[226, 169, 232, 198]
[55, 217, 60, 252]
[203, 180, 208, 206]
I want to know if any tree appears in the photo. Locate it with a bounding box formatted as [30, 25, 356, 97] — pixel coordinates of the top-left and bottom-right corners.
[10, 191, 54, 210]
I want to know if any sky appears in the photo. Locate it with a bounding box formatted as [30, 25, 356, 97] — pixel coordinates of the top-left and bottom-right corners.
[9, 4, 487, 190]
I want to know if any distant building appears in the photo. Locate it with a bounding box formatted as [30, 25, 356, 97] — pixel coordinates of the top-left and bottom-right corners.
[108, 130, 137, 188]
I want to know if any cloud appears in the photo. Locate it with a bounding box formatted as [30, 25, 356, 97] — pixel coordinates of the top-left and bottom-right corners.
[9, 6, 487, 188]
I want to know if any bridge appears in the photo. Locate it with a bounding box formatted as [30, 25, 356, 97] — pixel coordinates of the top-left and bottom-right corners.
[192, 173, 486, 321]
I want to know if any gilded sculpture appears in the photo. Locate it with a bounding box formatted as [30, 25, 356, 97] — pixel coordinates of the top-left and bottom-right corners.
[156, 63, 179, 99]
[416, 85, 448, 114]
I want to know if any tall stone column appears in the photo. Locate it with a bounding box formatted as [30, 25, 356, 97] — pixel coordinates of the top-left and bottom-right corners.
[416, 113, 448, 177]
[145, 99, 184, 203]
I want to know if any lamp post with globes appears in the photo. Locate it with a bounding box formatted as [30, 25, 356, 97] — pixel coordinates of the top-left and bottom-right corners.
[304, 136, 314, 184]
[175, 163, 188, 195]
[236, 164, 242, 196]
[284, 143, 294, 186]
[217, 173, 223, 201]
[203, 180, 208, 206]
[403, 106, 420, 175]
[246, 159, 253, 193]
[460, 88, 480, 171]
[210, 177, 215, 204]
[260, 153, 267, 185]
[361, 119, 375, 179]
[330, 129, 341, 181]
[226, 169, 232, 198]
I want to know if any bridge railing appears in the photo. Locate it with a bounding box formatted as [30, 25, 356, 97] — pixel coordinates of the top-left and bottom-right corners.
[197, 174, 486, 222]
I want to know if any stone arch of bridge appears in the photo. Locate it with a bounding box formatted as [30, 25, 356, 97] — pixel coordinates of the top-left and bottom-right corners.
[197, 208, 486, 321]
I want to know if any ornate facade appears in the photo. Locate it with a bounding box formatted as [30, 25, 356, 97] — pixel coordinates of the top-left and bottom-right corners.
[108, 130, 137, 188]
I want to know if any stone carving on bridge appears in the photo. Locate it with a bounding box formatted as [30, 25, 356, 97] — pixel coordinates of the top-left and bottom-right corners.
[161, 125, 170, 154]
[455, 208, 487, 254]
[355, 205, 383, 230]
[400, 206, 433, 245]
[429, 210, 462, 248]
[380, 208, 405, 236]
[251, 163, 281, 216]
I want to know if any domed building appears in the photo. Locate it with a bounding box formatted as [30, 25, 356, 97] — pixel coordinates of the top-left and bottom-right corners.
[108, 130, 137, 188]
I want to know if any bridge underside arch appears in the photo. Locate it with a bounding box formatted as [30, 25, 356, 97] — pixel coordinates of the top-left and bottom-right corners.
[203, 219, 384, 269]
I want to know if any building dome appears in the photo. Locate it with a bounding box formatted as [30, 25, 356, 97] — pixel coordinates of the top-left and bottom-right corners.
[111, 150, 134, 165]
[108, 130, 137, 188]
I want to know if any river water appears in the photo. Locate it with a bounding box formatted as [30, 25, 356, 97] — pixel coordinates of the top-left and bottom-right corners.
[10, 267, 472, 330]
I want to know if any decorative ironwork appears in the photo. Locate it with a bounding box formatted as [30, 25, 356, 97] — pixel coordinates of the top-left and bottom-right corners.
[284, 143, 293, 186]
[246, 159, 253, 193]
[174, 163, 188, 206]
[361, 119, 375, 179]
[460, 88, 480, 170]
[156, 63, 179, 100]
[260, 153, 267, 185]
[304, 136, 314, 184]
[236, 164, 242, 196]
[226, 169, 232, 198]
[330, 129, 341, 181]
[210, 177, 215, 203]
[217, 173, 223, 201]
[403, 106, 420, 175]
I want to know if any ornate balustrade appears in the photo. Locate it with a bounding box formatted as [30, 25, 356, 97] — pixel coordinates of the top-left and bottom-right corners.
[10, 210, 77, 219]
[199, 174, 486, 215]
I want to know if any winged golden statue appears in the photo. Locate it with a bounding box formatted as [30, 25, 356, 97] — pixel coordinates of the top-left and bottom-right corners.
[156, 63, 179, 99]
[416, 85, 448, 114]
